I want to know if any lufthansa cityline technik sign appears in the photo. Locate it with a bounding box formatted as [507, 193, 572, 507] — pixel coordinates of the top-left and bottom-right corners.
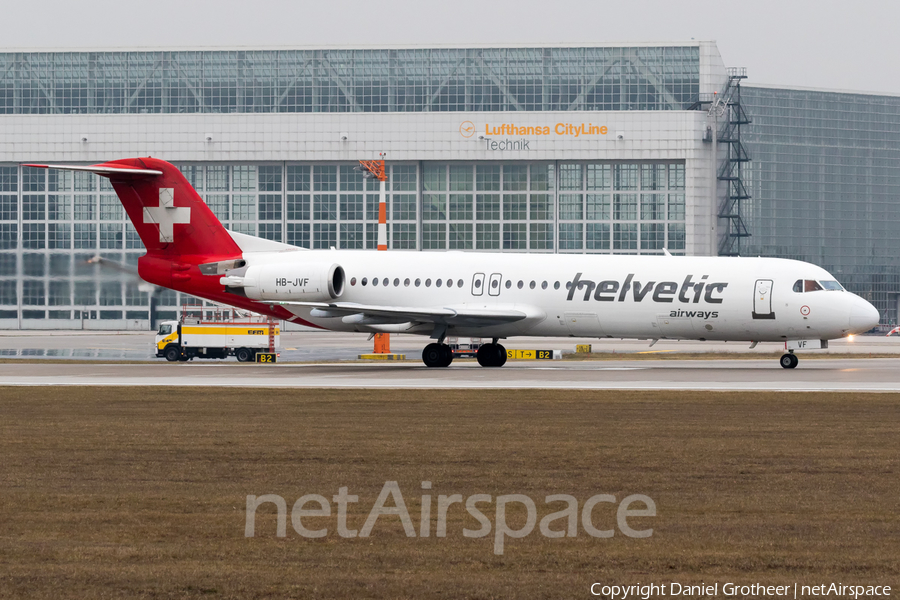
[460, 120, 609, 151]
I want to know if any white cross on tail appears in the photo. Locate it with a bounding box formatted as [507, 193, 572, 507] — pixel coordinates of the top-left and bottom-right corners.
[142, 188, 191, 243]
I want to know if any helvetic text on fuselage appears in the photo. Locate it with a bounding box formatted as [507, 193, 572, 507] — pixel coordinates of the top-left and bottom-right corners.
[566, 273, 728, 307]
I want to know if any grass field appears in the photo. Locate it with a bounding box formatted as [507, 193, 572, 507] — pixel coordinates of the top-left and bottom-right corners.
[1, 387, 898, 599]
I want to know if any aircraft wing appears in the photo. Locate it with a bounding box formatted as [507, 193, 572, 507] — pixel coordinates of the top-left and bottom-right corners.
[273, 301, 530, 327]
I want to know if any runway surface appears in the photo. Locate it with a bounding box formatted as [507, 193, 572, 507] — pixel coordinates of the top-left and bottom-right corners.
[2, 330, 899, 391]
[2, 357, 899, 392]
[1, 330, 898, 360]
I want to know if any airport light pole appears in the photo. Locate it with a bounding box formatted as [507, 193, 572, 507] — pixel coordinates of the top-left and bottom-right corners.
[708, 91, 726, 257]
[357, 155, 391, 355]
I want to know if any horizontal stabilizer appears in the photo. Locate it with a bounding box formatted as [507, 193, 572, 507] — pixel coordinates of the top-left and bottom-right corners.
[22, 163, 163, 178]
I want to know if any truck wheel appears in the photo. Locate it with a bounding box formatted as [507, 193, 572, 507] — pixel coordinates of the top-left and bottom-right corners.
[164, 346, 181, 362]
[236, 348, 253, 363]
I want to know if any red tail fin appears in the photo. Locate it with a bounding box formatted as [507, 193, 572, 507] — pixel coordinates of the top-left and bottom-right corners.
[22, 159, 313, 326]
[107, 158, 242, 261]
[25, 158, 241, 262]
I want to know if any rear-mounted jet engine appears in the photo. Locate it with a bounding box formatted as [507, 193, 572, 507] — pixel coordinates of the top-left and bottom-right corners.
[220, 262, 345, 302]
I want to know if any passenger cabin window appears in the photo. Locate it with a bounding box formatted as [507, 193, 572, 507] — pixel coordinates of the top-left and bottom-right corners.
[158, 324, 172, 335]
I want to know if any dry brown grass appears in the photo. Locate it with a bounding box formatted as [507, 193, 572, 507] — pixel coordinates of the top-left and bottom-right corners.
[1, 387, 898, 599]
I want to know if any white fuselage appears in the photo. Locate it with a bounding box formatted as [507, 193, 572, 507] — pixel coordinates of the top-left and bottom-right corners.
[236, 250, 879, 343]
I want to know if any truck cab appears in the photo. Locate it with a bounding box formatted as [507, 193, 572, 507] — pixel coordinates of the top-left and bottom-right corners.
[155, 321, 183, 361]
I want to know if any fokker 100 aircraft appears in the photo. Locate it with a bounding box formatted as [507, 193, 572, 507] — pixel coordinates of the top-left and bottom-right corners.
[25, 158, 880, 369]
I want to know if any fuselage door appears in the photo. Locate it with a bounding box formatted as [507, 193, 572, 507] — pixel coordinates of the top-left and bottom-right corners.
[488, 273, 502, 297]
[471, 272, 485, 296]
[656, 314, 695, 339]
[564, 312, 604, 337]
[752, 279, 775, 320]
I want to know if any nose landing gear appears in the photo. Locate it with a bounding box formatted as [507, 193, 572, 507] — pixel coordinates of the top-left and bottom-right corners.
[780, 352, 799, 369]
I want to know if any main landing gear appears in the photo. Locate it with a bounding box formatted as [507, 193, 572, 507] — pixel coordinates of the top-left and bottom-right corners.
[780, 352, 799, 369]
[420, 339, 508, 368]
[476, 342, 507, 368]
[422, 343, 453, 368]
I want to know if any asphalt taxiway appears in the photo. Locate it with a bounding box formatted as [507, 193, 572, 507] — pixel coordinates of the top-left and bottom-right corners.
[1, 330, 897, 361]
[2, 357, 899, 392]
[2, 330, 898, 391]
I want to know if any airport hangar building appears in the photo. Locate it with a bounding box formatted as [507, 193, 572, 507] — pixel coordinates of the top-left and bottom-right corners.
[0, 41, 899, 330]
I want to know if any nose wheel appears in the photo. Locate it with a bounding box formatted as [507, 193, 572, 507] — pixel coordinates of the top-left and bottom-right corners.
[476, 343, 508, 367]
[422, 343, 453, 367]
[780, 353, 799, 369]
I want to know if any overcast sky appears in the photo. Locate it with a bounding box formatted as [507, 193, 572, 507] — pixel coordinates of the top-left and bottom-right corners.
[5, 0, 900, 95]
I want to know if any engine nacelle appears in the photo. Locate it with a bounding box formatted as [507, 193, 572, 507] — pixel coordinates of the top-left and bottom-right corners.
[224, 262, 345, 301]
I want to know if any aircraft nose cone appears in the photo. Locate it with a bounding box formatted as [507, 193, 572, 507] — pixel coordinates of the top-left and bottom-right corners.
[849, 299, 879, 333]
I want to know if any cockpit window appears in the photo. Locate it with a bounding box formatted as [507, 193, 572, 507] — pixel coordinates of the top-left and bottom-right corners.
[793, 279, 842, 293]
[158, 324, 172, 335]
[804, 280, 823, 292]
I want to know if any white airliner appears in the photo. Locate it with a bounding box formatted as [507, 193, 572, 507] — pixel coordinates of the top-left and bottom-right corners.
[25, 158, 880, 369]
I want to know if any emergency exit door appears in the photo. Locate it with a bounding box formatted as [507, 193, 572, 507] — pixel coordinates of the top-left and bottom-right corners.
[488, 273, 502, 296]
[471, 273, 485, 296]
[752, 279, 775, 320]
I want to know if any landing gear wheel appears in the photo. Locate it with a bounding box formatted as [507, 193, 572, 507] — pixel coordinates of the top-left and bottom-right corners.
[780, 353, 799, 369]
[422, 343, 446, 367]
[164, 346, 180, 362]
[439, 344, 453, 367]
[477, 343, 508, 367]
[476, 344, 493, 367]
[496, 344, 507, 367]
[236, 348, 253, 363]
